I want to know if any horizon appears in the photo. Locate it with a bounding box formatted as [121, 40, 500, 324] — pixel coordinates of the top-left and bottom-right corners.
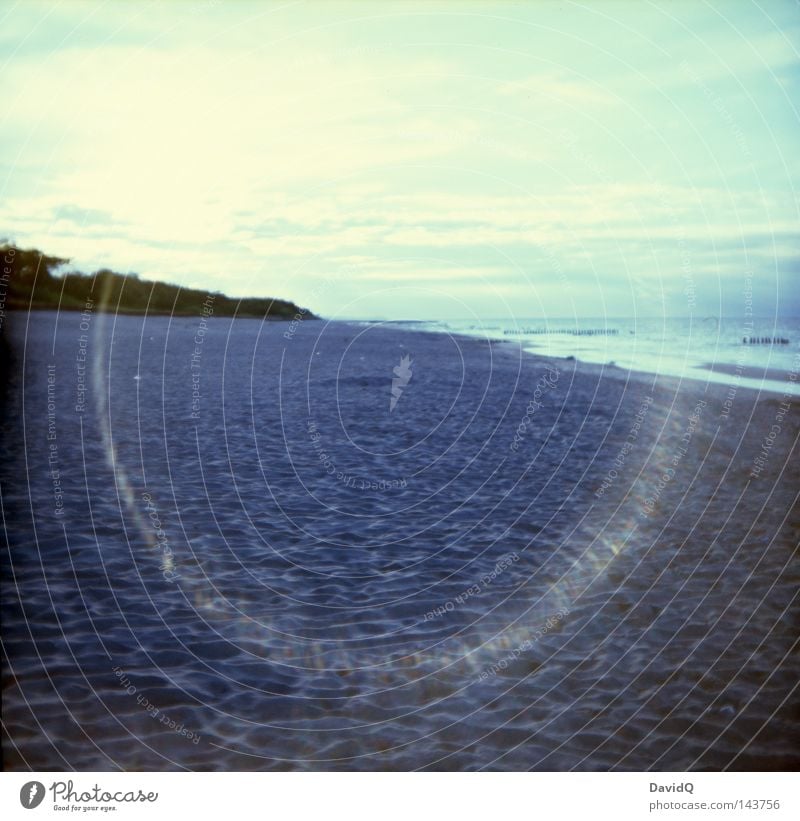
[2, 1, 799, 320]
[8, 237, 800, 322]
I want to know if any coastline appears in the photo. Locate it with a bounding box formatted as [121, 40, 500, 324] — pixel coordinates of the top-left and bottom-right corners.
[696, 360, 799, 384]
[378, 317, 800, 400]
[437, 327, 798, 403]
[4, 304, 319, 320]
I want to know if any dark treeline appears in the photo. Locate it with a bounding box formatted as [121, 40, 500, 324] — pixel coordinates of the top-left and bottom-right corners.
[0, 242, 316, 320]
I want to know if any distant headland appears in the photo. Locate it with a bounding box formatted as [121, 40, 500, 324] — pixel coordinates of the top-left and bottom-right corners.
[0, 243, 317, 320]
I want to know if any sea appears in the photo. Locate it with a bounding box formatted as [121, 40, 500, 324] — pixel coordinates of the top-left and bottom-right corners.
[383, 316, 800, 396]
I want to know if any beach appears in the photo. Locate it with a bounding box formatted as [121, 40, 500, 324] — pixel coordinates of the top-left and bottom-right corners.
[1, 311, 798, 770]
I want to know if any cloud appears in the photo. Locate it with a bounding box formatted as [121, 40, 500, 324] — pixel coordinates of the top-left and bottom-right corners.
[1, 1, 797, 319]
[498, 71, 618, 107]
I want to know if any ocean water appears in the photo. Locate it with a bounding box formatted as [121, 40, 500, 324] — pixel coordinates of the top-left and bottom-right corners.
[2, 310, 798, 770]
[388, 316, 800, 396]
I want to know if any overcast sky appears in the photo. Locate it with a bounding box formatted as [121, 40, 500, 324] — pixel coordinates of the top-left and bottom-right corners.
[2, 1, 798, 319]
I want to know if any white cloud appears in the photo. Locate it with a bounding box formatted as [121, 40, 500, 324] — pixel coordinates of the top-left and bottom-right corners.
[1, 1, 797, 318]
[498, 71, 617, 107]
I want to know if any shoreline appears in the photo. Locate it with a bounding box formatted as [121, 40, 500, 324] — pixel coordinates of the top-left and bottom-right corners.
[399, 325, 799, 403]
[4, 305, 321, 320]
[4, 308, 795, 401]
[696, 360, 799, 384]
[355, 318, 799, 401]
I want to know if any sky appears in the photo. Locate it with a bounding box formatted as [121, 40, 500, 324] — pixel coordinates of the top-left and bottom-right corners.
[1, 0, 798, 320]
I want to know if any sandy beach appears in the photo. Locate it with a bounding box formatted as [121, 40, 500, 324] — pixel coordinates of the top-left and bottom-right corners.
[1, 312, 798, 770]
[697, 361, 799, 385]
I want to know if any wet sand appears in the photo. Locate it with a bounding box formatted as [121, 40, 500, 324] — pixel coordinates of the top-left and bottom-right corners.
[1, 314, 798, 770]
[696, 360, 799, 385]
